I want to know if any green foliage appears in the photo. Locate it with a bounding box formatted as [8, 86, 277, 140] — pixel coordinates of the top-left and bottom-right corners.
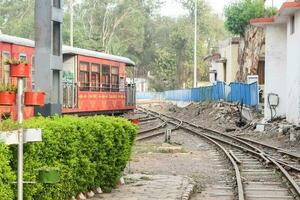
[0, 0, 227, 90]
[150, 48, 177, 91]
[2, 115, 137, 200]
[0, 84, 17, 92]
[224, 0, 274, 36]
[0, 143, 15, 199]
[4, 58, 28, 65]
[265, 7, 278, 17]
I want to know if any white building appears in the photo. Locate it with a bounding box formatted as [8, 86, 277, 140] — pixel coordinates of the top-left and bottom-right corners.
[251, 1, 300, 124]
[207, 37, 240, 84]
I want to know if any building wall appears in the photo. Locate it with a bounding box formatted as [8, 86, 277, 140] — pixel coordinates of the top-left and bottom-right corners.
[286, 10, 300, 124]
[264, 24, 287, 120]
[217, 39, 239, 84]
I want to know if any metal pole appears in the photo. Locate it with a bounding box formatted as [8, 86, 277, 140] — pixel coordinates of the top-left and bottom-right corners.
[193, 0, 197, 88]
[17, 78, 24, 200]
[70, 0, 74, 47]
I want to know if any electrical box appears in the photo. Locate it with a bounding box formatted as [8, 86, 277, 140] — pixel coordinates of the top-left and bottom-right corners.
[268, 93, 279, 106]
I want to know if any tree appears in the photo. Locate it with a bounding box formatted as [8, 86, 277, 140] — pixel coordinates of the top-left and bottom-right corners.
[150, 48, 177, 91]
[224, 0, 264, 36]
[0, 0, 34, 39]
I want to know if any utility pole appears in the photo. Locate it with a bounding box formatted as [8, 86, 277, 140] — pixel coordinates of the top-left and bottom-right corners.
[70, 0, 74, 47]
[193, 0, 197, 88]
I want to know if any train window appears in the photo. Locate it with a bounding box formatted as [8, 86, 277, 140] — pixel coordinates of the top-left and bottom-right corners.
[2, 52, 10, 85]
[102, 65, 110, 92]
[91, 63, 100, 91]
[111, 66, 119, 92]
[31, 56, 35, 89]
[79, 62, 90, 91]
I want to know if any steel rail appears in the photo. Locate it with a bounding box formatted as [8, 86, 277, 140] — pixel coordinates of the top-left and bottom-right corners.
[139, 117, 158, 122]
[236, 136, 300, 160]
[137, 108, 182, 140]
[191, 129, 244, 200]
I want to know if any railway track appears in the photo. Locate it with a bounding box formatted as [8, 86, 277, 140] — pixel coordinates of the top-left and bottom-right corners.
[136, 106, 300, 200]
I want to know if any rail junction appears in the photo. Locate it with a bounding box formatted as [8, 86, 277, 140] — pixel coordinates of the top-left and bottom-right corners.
[135, 105, 300, 200]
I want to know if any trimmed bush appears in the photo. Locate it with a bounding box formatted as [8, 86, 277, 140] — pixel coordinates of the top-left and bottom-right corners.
[0, 143, 15, 199]
[1, 115, 137, 199]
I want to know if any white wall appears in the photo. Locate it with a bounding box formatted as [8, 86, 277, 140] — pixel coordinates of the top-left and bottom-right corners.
[264, 24, 287, 120]
[218, 39, 239, 83]
[286, 10, 300, 124]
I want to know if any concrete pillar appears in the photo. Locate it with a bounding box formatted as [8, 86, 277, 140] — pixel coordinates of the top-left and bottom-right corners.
[34, 0, 64, 116]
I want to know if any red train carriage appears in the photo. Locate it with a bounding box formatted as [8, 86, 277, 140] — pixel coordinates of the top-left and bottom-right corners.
[62, 46, 136, 115]
[0, 34, 136, 119]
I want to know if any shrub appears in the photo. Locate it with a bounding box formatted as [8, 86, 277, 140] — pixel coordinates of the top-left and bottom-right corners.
[0, 143, 15, 199]
[2, 115, 137, 199]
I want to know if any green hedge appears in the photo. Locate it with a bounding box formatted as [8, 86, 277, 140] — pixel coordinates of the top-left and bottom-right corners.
[0, 143, 15, 199]
[0, 115, 137, 200]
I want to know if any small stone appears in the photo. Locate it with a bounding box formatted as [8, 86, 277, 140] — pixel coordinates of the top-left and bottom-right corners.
[87, 191, 95, 198]
[96, 187, 103, 194]
[77, 193, 86, 200]
[119, 177, 125, 185]
[256, 123, 265, 132]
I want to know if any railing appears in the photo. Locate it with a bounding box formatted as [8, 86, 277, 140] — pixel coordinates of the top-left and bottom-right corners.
[126, 84, 136, 106]
[63, 82, 78, 109]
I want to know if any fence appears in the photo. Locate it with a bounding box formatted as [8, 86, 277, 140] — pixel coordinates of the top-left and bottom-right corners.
[136, 81, 259, 107]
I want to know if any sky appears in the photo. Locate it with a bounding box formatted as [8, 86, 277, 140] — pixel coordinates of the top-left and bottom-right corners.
[160, 0, 287, 17]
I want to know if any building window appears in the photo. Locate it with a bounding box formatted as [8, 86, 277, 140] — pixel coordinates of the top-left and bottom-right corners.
[31, 55, 35, 89]
[111, 66, 119, 92]
[291, 15, 295, 35]
[102, 65, 110, 92]
[79, 62, 90, 91]
[91, 63, 100, 91]
[2, 51, 10, 85]
[53, 21, 61, 56]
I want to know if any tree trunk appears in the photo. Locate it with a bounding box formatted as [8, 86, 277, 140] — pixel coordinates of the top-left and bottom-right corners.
[236, 25, 265, 82]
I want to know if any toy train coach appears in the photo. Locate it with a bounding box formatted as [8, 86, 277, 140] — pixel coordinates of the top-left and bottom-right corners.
[0, 34, 136, 119]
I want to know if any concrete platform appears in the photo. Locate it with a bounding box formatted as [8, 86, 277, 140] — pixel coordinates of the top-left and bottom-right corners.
[91, 174, 193, 200]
